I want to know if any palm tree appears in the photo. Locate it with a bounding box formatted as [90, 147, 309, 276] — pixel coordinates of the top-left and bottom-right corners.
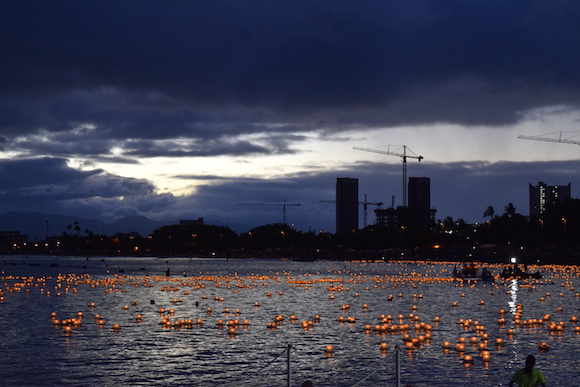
[504, 203, 516, 218]
[437, 216, 455, 233]
[483, 206, 495, 220]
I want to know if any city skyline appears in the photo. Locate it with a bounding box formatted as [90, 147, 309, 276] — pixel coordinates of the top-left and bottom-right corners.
[2, 2, 580, 234]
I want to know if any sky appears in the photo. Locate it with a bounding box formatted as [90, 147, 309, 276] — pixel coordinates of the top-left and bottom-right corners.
[2, 0, 580, 235]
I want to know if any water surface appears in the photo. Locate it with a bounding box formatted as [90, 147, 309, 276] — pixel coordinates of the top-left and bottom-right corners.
[1, 256, 578, 386]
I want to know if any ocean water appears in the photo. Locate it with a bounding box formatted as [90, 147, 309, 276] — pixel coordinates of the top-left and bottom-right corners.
[0, 256, 578, 386]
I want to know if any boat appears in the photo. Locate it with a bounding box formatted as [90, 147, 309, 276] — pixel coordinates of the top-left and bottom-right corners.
[500, 270, 542, 279]
[453, 266, 495, 281]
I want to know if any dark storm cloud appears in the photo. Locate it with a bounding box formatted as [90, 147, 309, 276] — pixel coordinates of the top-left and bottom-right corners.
[2, 1, 580, 233]
[0, 157, 157, 215]
[2, 0, 580, 149]
[0, 158, 100, 190]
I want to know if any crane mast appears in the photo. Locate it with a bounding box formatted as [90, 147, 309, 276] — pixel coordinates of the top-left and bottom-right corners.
[353, 145, 423, 207]
[362, 194, 382, 228]
[238, 199, 301, 225]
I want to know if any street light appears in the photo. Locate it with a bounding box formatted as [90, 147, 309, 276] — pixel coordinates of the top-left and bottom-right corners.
[281, 230, 286, 249]
[510, 257, 517, 264]
[562, 217, 567, 245]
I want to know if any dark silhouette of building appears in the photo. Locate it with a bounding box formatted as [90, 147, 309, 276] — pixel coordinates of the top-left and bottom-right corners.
[408, 176, 431, 210]
[375, 176, 435, 229]
[529, 182, 571, 219]
[336, 177, 358, 234]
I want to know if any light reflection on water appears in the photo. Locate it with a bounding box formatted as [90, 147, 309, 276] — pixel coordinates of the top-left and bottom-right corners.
[0, 256, 579, 386]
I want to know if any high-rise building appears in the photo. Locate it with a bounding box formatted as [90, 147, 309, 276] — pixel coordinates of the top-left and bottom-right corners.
[375, 176, 435, 229]
[529, 182, 571, 219]
[336, 177, 358, 234]
[408, 177, 430, 210]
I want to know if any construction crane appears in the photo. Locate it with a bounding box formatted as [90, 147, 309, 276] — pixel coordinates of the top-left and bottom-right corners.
[518, 131, 580, 145]
[238, 199, 301, 225]
[353, 145, 423, 207]
[320, 194, 382, 228]
[362, 194, 383, 228]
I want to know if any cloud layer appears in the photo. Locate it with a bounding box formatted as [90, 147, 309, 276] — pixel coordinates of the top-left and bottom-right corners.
[1, 1, 580, 234]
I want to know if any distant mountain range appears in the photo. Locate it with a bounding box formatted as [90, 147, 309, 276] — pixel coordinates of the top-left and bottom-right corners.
[0, 212, 177, 241]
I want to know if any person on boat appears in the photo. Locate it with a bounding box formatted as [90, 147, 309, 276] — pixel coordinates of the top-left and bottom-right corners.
[463, 262, 477, 277]
[481, 267, 492, 278]
[509, 355, 546, 387]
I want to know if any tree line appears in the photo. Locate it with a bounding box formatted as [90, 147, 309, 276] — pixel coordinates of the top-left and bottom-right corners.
[11, 199, 580, 263]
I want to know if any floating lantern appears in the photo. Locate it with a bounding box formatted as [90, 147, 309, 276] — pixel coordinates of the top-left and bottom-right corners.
[481, 351, 491, 362]
[463, 355, 474, 365]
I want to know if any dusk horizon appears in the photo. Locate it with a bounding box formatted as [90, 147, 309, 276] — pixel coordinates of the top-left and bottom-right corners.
[2, 1, 580, 238]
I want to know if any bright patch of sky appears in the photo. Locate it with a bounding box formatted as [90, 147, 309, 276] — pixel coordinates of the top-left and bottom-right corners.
[76, 107, 580, 200]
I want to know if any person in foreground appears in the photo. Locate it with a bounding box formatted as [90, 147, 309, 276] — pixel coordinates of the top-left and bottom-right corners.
[509, 355, 546, 387]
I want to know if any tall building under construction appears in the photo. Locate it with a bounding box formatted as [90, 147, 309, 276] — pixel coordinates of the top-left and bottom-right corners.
[336, 177, 358, 234]
[529, 181, 571, 219]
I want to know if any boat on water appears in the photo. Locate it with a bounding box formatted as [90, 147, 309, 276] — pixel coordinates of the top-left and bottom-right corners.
[499, 269, 542, 279]
[500, 261, 543, 279]
[452, 265, 495, 281]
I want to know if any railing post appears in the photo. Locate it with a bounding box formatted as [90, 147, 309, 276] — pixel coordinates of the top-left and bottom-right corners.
[395, 344, 401, 387]
[287, 343, 292, 387]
